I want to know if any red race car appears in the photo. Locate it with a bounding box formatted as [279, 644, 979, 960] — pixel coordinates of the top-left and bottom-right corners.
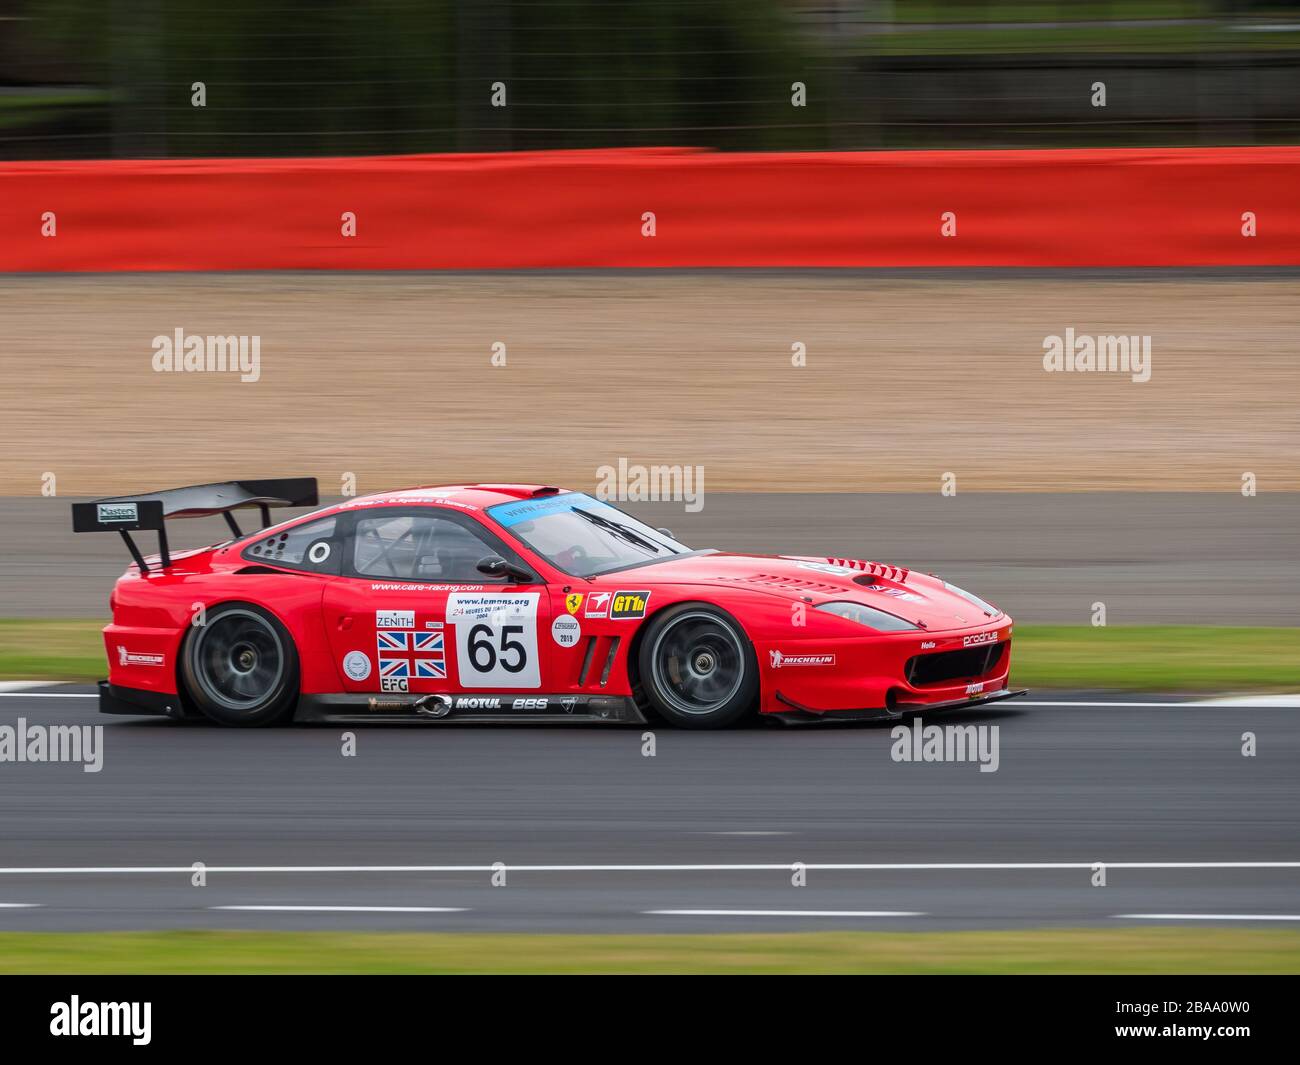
[73, 479, 1023, 728]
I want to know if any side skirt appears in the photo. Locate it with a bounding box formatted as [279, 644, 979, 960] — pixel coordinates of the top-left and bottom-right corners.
[294, 692, 646, 725]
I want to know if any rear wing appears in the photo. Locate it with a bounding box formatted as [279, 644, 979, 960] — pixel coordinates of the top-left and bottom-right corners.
[71, 478, 319, 573]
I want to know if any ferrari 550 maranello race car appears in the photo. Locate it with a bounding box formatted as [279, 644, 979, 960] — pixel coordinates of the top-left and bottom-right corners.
[73, 478, 1024, 728]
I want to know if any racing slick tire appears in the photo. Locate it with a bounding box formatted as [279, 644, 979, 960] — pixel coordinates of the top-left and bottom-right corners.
[180, 602, 299, 727]
[637, 603, 758, 729]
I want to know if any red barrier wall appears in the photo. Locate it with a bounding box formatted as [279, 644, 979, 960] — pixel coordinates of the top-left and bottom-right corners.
[2, 146, 1298, 270]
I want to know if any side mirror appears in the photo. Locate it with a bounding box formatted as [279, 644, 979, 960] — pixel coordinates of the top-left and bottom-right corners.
[656, 527, 674, 539]
[476, 555, 535, 583]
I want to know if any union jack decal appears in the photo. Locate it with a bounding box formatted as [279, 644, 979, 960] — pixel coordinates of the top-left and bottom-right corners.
[377, 629, 446, 680]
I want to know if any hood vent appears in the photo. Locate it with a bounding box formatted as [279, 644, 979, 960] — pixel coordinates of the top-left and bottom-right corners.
[719, 573, 843, 594]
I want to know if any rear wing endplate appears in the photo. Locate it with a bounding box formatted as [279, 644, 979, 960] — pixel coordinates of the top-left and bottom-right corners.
[71, 478, 319, 573]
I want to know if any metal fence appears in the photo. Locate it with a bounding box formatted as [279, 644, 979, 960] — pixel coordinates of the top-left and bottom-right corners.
[3, 0, 1299, 158]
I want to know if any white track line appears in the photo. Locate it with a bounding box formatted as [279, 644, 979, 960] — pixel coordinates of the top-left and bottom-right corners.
[212, 905, 466, 913]
[1115, 913, 1300, 922]
[0, 692, 97, 699]
[0, 861, 1295, 875]
[647, 909, 923, 918]
[0, 682, 62, 693]
[0, 903, 40, 908]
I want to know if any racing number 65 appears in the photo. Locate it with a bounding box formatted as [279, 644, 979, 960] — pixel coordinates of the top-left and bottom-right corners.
[468, 624, 528, 674]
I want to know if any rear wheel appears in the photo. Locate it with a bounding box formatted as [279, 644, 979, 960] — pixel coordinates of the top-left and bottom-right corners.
[638, 604, 757, 729]
[181, 603, 298, 726]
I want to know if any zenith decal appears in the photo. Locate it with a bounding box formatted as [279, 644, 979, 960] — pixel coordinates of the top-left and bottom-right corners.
[376, 609, 415, 628]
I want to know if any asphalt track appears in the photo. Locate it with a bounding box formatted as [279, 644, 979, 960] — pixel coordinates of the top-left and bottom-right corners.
[0, 687, 1296, 933]
[3, 492, 1299, 623]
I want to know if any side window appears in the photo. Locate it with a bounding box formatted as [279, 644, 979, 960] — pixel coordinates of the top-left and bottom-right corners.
[242, 516, 339, 573]
[353, 513, 510, 582]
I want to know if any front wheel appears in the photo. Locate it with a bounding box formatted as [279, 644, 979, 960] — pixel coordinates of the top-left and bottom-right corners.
[637, 604, 757, 729]
[181, 603, 299, 726]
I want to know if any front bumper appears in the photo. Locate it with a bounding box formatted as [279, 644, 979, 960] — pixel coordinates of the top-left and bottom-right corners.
[770, 686, 1027, 725]
[98, 680, 190, 718]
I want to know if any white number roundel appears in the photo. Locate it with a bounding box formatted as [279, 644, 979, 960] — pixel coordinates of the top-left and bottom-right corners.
[446, 592, 541, 688]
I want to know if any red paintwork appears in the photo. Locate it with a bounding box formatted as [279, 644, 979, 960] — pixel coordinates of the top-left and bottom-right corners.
[102, 484, 1014, 716]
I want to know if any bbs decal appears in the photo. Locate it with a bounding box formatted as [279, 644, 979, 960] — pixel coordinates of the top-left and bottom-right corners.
[446, 592, 541, 688]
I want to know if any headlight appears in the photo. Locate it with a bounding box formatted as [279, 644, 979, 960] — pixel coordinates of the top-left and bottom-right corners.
[943, 582, 1000, 617]
[815, 601, 918, 632]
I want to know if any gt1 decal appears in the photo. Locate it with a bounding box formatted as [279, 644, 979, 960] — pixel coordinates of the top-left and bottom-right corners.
[552, 614, 581, 648]
[376, 609, 415, 628]
[610, 590, 650, 619]
[446, 592, 541, 688]
[117, 645, 164, 667]
[565, 593, 584, 615]
[963, 631, 999, 648]
[769, 651, 836, 668]
[342, 650, 372, 681]
[584, 591, 612, 618]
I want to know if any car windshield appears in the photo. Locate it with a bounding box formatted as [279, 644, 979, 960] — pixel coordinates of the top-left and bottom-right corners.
[488, 492, 690, 577]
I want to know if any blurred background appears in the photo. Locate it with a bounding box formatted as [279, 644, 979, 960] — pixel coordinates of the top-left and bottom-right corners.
[4, 0, 1300, 159]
